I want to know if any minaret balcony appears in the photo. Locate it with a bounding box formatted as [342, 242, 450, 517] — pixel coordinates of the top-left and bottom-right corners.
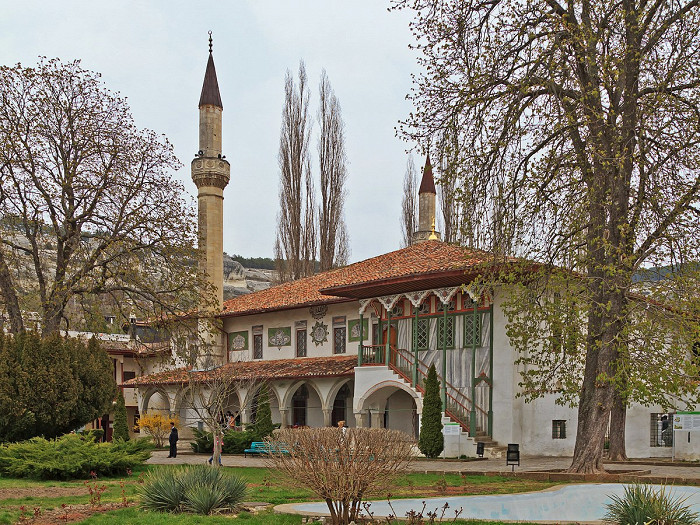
[191, 157, 230, 190]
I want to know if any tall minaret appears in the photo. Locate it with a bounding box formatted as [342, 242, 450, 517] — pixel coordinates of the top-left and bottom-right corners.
[412, 154, 441, 244]
[192, 32, 230, 312]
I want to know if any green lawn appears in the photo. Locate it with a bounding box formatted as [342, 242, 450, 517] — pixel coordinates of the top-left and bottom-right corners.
[0, 464, 558, 524]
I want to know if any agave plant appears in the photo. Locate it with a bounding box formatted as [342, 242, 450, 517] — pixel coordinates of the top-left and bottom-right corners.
[603, 484, 699, 525]
[140, 465, 247, 514]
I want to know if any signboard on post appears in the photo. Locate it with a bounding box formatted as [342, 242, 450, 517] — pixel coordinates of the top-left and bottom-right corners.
[673, 412, 700, 431]
[442, 423, 461, 435]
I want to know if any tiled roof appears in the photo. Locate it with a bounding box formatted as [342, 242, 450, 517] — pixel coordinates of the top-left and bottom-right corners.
[124, 355, 357, 386]
[221, 241, 496, 316]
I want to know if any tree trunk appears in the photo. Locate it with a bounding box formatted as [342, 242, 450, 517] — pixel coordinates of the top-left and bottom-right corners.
[568, 383, 610, 473]
[608, 391, 628, 461]
[568, 278, 623, 473]
[0, 250, 23, 334]
[213, 430, 223, 468]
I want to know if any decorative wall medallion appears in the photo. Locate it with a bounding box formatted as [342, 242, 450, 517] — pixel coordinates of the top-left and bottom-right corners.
[268, 327, 292, 347]
[309, 305, 328, 320]
[311, 321, 329, 346]
[229, 331, 248, 351]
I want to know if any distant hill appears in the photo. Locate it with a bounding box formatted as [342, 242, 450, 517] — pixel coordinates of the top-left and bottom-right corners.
[223, 253, 277, 300]
[225, 253, 276, 270]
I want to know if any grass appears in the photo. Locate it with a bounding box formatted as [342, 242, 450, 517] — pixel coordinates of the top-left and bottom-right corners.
[0, 465, 558, 524]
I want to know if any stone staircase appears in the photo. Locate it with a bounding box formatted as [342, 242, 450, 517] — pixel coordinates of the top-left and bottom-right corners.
[473, 431, 507, 459]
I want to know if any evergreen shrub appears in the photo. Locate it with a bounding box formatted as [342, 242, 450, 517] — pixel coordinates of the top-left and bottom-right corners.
[79, 428, 104, 442]
[0, 434, 153, 480]
[418, 363, 444, 458]
[253, 385, 274, 439]
[112, 391, 129, 441]
[191, 428, 260, 454]
[140, 464, 247, 514]
[223, 429, 258, 454]
[190, 428, 214, 453]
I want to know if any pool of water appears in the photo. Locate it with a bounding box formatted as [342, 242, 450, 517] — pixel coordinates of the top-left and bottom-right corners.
[290, 484, 700, 523]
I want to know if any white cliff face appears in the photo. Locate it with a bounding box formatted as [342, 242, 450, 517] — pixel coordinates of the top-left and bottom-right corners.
[222, 255, 275, 300]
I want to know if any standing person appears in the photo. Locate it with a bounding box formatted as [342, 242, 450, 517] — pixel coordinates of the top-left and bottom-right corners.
[167, 421, 179, 458]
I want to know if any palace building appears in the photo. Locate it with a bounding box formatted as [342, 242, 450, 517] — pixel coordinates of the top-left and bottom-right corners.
[127, 38, 699, 460]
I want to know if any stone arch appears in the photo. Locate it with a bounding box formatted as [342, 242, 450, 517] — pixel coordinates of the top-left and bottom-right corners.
[140, 387, 171, 414]
[329, 380, 355, 428]
[323, 377, 354, 410]
[356, 380, 422, 414]
[356, 380, 421, 438]
[241, 382, 281, 410]
[280, 379, 324, 411]
[243, 383, 281, 426]
[282, 380, 325, 428]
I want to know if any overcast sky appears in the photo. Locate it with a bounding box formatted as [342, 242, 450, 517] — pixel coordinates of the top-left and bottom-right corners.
[1, 1, 425, 262]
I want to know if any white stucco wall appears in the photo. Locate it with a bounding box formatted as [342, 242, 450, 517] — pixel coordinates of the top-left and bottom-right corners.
[223, 302, 362, 361]
[490, 292, 519, 446]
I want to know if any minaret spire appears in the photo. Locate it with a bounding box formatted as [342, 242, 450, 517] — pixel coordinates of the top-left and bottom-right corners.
[411, 154, 441, 244]
[199, 32, 223, 110]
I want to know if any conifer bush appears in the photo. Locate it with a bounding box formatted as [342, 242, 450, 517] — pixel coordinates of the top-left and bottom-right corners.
[112, 391, 129, 442]
[253, 385, 275, 439]
[0, 434, 152, 480]
[140, 464, 247, 515]
[418, 363, 444, 458]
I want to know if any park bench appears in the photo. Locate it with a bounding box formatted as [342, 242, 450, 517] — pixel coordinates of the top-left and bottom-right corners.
[243, 441, 289, 457]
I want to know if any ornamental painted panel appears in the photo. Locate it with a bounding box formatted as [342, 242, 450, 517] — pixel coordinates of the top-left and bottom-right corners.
[311, 321, 329, 346]
[348, 318, 368, 342]
[309, 305, 328, 320]
[229, 331, 248, 351]
[268, 327, 292, 347]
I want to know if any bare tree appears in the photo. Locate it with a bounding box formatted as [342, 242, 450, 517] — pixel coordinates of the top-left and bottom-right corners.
[179, 365, 260, 467]
[318, 70, 349, 271]
[400, 154, 418, 247]
[275, 61, 316, 282]
[435, 122, 462, 244]
[0, 58, 207, 336]
[267, 427, 414, 525]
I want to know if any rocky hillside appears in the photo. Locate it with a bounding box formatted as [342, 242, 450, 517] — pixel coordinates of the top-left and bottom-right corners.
[223, 253, 276, 300]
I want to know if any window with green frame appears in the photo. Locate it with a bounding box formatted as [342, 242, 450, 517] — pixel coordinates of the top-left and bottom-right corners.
[416, 318, 429, 350]
[464, 312, 482, 347]
[438, 316, 455, 349]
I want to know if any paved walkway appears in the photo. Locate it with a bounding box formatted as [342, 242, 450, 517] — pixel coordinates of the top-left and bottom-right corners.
[148, 449, 700, 481]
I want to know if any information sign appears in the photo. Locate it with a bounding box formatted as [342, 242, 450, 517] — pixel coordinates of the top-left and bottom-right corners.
[442, 423, 461, 435]
[673, 412, 700, 431]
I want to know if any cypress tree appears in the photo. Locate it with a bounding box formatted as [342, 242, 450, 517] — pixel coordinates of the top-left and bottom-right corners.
[112, 390, 129, 441]
[418, 363, 444, 458]
[253, 385, 274, 439]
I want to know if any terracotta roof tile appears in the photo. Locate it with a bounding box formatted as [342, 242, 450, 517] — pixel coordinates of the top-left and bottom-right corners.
[125, 355, 357, 386]
[221, 241, 495, 316]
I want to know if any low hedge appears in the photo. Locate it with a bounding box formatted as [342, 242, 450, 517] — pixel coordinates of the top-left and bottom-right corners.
[0, 434, 154, 480]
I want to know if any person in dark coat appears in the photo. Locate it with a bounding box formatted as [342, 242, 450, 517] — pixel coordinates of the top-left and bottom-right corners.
[167, 422, 179, 458]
